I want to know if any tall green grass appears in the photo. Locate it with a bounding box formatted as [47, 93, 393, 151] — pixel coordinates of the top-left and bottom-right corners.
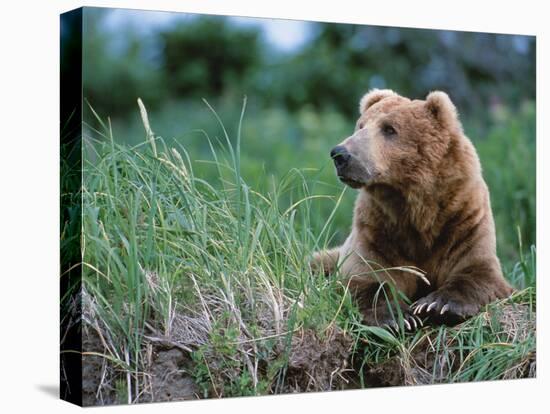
[79, 102, 536, 403]
[82, 101, 357, 400]
[101, 98, 535, 269]
[475, 102, 536, 266]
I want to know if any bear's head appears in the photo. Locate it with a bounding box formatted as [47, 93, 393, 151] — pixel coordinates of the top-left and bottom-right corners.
[331, 89, 464, 190]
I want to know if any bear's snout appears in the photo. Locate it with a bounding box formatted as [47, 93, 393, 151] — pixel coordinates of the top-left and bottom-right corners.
[330, 145, 351, 169]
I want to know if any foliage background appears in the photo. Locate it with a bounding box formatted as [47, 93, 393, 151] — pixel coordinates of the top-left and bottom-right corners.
[81, 7, 535, 270]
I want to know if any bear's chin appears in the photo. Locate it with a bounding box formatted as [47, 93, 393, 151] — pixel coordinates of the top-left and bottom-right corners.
[338, 176, 364, 189]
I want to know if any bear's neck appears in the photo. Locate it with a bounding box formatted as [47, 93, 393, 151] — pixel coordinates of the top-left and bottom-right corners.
[357, 164, 481, 249]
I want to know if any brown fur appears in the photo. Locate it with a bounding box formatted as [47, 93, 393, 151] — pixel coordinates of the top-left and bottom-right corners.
[312, 89, 513, 329]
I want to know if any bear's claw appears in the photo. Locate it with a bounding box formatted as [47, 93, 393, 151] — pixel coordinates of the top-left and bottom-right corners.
[413, 303, 427, 314]
[427, 301, 438, 312]
[382, 312, 423, 333]
[411, 290, 480, 325]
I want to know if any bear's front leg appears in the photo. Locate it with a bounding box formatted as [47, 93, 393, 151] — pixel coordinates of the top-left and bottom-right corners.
[351, 277, 423, 332]
[411, 260, 514, 325]
[310, 247, 340, 276]
[361, 302, 423, 332]
[411, 288, 481, 325]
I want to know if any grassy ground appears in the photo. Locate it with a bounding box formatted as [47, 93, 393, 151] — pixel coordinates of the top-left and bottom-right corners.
[75, 102, 536, 405]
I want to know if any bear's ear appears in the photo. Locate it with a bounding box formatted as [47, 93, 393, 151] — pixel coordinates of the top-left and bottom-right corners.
[359, 89, 397, 114]
[425, 91, 460, 130]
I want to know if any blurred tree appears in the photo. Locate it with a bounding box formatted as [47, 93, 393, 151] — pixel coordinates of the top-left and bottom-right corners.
[83, 10, 535, 123]
[159, 17, 262, 99]
[83, 9, 165, 116]
[263, 24, 535, 117]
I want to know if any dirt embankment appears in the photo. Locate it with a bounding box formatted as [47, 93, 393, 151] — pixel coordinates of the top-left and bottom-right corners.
[82, 303, 535, 406]
[82, 325, 199, 406]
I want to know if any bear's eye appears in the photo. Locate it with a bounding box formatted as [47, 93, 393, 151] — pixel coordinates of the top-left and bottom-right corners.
[356, 121, 365, 131]
[382, 124, 397, 136]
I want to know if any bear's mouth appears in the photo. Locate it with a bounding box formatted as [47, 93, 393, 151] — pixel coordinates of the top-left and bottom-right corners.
[337, 175, 364, 189]
[333, 153, 372, 189]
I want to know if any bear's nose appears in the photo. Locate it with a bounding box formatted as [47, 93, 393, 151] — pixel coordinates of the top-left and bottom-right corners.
[330, 146, 351, 168]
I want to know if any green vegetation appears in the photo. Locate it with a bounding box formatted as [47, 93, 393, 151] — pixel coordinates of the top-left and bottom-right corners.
[475, 102, 536, 267]
[97, 96, 535, 269]
[77, 103, 535, 402]
[83, 10, 535, 121]
[74, 9, 536, 404]
[82, 10, 536, 268]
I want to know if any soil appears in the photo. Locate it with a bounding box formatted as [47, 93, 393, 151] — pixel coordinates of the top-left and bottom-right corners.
[284, 326, 354, 392]
[82, 326, 198, 405]
[82, 325, 118, 406]
[148, 347, 199, 402]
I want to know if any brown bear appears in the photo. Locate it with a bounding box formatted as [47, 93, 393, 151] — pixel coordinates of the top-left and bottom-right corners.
[311, 89, 513, 330]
